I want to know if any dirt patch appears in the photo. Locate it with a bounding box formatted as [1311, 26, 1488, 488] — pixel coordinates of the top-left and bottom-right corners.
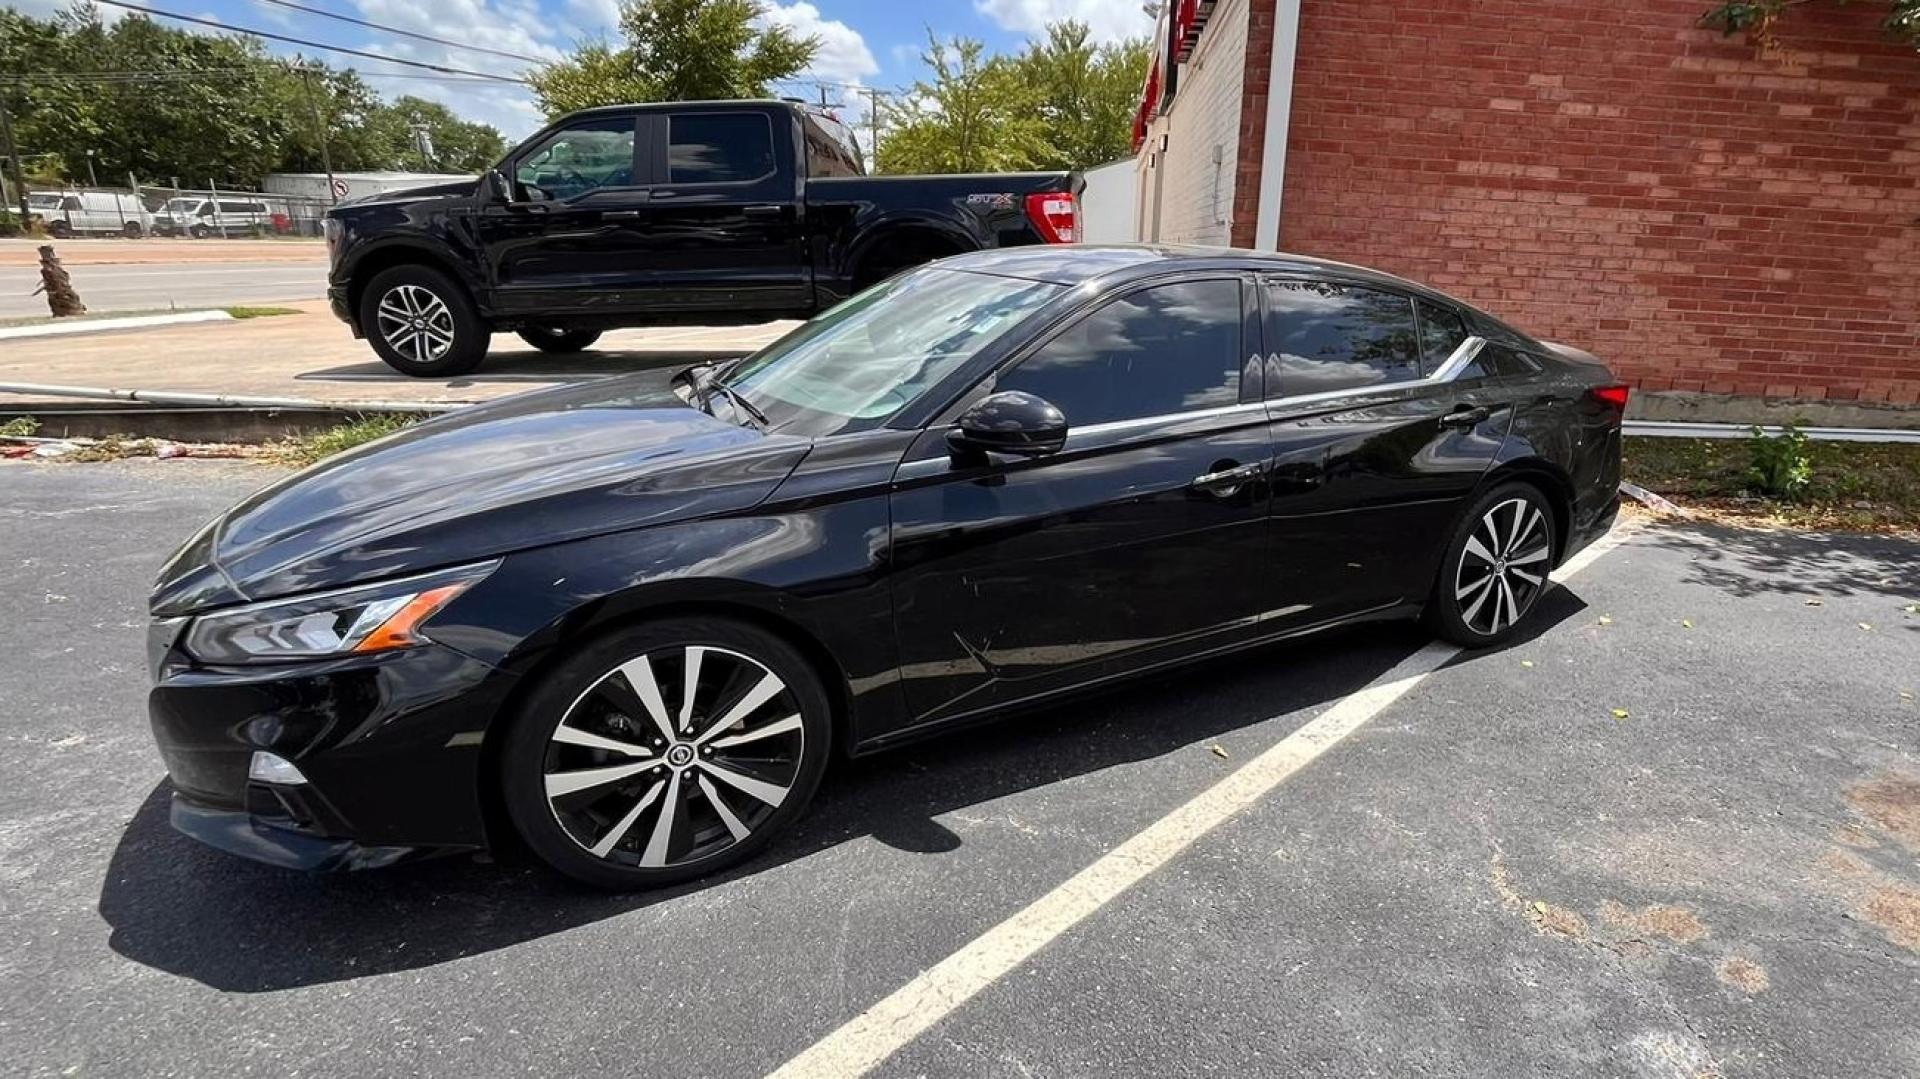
[1863, 885, 1920, 953]
[1600, 899, 1709, 944]
[1819, 849, 1873, 879]
[1715, 956, 1770, 993]
[1531, 900, 1590, 940]
[1847, 773, 1920, 855]
[1833, 821, 1882, 850]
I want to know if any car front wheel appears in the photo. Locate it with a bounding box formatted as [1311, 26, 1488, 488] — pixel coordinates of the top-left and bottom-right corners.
[500, 617, 832, 890]
[359, 265, 488, 377]
[1427, 482, 1557, 648]
[516, 326, 602, 354]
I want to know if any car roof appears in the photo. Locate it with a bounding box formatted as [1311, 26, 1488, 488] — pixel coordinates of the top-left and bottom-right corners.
[950, 243, 1481, 298]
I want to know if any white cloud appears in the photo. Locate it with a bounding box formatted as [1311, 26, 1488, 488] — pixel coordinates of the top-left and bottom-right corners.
[757, 1, 878, 82]
[343, 0, 568, 141]
[973, 0, 1154, 43]
[565, 0, 623, 34]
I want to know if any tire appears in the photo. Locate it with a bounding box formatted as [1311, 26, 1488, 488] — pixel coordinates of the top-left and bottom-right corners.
[49, 220, 72, 239]
[358, 264, 488, 377]
[188, 224, 210, 239]
[517, 326, 602, 354]
[500, 617, 833, 890]
[122, 221, 144, 239]
[1425, 482, 1558, 648]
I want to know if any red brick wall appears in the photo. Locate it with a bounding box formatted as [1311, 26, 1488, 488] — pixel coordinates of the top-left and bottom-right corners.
[1274, 0, 1920, 404]
[1230, 0, 1278, 248]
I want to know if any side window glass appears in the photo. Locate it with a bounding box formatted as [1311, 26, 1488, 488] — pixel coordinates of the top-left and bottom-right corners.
[514, 117, 636, 202]
[803, 117, 860, 178]
[1415, 299, 1470, 376]
[995, 278, 1241, 427]
[669, 114, 775, 184]
[1266, 281, 1420, 396]
[1485, 345, 1541, 378]
[61, 196, 83, 211]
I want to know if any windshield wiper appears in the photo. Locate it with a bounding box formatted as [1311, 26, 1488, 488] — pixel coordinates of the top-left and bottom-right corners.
[706, 378, 769, 431]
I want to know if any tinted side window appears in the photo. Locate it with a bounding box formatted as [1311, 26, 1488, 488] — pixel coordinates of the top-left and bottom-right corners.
[1266, 281, 1420, 396]
[1416, 299, 1470, 375]
[61, 196, 83, 210]
[802, 116, 862, 178]
[515, 117, 636, 201]
[670, 114, 775, 184]
[995, 278, 1242, 427]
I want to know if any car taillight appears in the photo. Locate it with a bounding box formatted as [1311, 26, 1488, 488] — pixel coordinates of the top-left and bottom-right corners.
[1025, 192, 1079, 244]
[1589, 384, 1631, 410]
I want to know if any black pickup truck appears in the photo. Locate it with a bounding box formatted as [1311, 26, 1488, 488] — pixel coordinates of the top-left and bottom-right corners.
[323, 99, 1084, 376]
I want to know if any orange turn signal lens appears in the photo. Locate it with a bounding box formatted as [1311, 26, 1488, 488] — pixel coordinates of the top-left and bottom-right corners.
[350, 582, 473, 654]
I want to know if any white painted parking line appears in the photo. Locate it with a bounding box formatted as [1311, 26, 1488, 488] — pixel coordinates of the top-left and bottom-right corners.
[769, 526, 1634, 1079]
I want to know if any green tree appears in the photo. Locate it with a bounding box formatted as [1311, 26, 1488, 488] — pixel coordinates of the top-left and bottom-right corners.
[876, 34, 1049, 174]
[379, 96, 510, 172]
[1703, 0, 1919, 49]
[1014, 21, 1151, 171]
[529, 0, 818, 118]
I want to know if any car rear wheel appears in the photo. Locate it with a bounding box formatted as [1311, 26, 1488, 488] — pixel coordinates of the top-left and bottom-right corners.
[359, 264, 488, 377]
[500, 617, 832, 890]
[122, 221, 144, 239]
[49, 220, 72, 239]
[188, 223, 210, 239]
[1426, 483, 1557, 648]
[516, 326, 602, 354]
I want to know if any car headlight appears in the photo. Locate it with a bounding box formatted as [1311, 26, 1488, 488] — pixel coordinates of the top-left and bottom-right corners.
[182, 560, 497, 664]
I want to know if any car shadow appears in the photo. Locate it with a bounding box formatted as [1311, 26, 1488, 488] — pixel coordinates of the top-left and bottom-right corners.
[1637, 518, 1919, 602]
[296, 348, 738, 389]
[100, 596, 1592, 994]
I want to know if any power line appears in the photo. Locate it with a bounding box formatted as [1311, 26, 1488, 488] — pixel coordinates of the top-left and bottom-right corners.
[0, 66, 509, 85]
[90, 0, 532, 84]
[246, 0, 549, 66]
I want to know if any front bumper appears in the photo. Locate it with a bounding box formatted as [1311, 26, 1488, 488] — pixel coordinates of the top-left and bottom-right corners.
[149, 641, 516, 870]
[327, 285, 360, 335]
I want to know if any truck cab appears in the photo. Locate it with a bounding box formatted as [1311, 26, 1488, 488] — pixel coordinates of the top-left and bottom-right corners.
[325, 99, 1083, 376]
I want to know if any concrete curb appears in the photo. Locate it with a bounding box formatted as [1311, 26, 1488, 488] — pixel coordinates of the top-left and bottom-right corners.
[0, 310, 234, 340]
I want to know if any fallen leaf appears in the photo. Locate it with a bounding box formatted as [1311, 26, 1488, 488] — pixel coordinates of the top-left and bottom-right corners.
[1598, 615, 1614, 626]
[1208, 743, 1229, 759]
[1900, 691, 1914, 702]
[1680, 619, 1694, 629]
[1611, 708, 1631, 720]
[1805, 598, 1824, 606]
[1903, 604, 1919, 615]
[1520, 660, 1535, 669]
[1859, 623, 1874, 632]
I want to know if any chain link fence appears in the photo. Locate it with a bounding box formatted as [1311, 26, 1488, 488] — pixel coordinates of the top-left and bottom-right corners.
[6, 179, 332, 240]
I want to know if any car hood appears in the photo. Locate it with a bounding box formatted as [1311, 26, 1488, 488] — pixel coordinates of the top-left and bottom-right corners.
[151, 375, 810, 616]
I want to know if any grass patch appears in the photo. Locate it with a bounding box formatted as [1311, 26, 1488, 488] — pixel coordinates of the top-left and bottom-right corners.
[0, 306, 194, 328]
[1624, 435, 1920, 533]
[223, 305, 301, 319]
[271, 414, 420, 466]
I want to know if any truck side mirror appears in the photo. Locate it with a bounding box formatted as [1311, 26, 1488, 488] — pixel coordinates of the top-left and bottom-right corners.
[483, 169, 512, 204]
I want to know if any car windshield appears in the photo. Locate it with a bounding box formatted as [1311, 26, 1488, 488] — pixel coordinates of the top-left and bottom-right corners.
[723, 267, 1062, 438]
[27, 194, 60, 208]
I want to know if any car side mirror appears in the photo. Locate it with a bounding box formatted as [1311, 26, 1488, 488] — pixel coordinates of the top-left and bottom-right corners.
[947, 391, 1069, 460]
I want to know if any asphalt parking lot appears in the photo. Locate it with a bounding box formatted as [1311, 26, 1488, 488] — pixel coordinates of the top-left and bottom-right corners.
[2, 461, 1916, 1078]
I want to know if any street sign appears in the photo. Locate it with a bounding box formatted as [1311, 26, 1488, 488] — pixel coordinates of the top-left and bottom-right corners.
[331, 177, 349, 199]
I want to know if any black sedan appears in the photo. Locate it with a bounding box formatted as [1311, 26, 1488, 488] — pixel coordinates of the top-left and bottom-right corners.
[148, 245, 1626, 889]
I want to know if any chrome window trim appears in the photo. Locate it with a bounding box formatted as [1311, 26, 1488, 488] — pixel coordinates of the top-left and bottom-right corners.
[1264, 335, 1487, 411]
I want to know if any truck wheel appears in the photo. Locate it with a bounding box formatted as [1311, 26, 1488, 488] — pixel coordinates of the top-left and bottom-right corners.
[49, 220, 73, 239]
[188, 224, 210, 239]
[122, 221, 144, 239]
[359, 265, 488, 378]
[517, 326, 602, 354]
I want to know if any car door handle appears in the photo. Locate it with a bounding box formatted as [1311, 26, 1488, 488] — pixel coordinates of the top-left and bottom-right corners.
[743, 204, 788, 219]
[1191, 462, 1263, 492]
[1438, 405, 1492, 429]
[602, 209, 641, 219]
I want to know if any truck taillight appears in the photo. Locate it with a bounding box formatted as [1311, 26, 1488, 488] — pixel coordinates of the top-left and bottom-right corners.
[1025, 192, 1079, 244]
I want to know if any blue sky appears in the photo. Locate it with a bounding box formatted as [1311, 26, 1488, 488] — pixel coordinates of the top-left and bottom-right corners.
[11, 0, 1155, 142]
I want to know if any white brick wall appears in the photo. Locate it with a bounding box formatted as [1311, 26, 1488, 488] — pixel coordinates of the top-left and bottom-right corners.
[1137, 0, 1247, 247]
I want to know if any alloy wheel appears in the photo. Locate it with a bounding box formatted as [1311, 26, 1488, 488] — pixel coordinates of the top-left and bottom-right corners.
[1452, 497, 1552, 637]
[543, 645, 804, 868]
[375, 284, 457, 366]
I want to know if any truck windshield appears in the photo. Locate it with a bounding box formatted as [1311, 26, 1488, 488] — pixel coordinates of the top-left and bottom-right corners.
[725, 268, 1063, 438]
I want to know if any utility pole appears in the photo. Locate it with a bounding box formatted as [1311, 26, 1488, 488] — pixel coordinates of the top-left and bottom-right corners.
[298, 65, 339, 205]
[862, 87, 886, 174]
[0, 91, 31, 224]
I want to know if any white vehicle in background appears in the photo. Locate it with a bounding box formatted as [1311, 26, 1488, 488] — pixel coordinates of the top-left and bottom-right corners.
[152, 196, 283, 238]
[27, 190, 155, 238]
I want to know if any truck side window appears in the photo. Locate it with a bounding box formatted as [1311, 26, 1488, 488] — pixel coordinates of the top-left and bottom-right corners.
[514, 117, 636, 202]
[669, 114, 775, 184]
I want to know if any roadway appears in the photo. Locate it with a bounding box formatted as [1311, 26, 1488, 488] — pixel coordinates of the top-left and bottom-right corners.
[0, 259, 330, 318]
